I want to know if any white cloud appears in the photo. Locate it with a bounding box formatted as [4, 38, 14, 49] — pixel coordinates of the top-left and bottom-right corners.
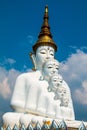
[0, 58, 21, 123]
[69, 46, 87, 51]
[69, 45, 77, 50]
[0, 57, 16, 66]
[75, 81, 87, 105]
[7, 58, 16, 64]
[60, 50, 87, 105]
[27, 35, 34, 44]
[81, 46, 87, 50]
[0, 67, 20, 100]
[19, 35, 35, 48]
[0, 57, 32, 101]
[0, 78, 11, 99]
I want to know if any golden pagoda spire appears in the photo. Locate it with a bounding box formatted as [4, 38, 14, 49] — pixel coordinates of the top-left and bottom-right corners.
[38, 5, 52, 38]
[33, 5, 57, 53]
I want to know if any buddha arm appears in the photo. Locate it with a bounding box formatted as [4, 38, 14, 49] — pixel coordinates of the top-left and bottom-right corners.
[11, 74, 26, 112]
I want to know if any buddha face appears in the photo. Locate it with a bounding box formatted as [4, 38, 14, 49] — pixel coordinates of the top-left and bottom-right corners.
[50, 74, 63, 88]
[35, 46, 55, 69]
[60, 96, 69, 107]
[42, 59, 59, 80]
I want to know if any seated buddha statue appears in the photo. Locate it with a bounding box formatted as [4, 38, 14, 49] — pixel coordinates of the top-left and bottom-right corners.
[3, 44, 56, 128]
[19, 58, 75, 127]
[39, 59, 75, 120]
[2, 6, 75, 129]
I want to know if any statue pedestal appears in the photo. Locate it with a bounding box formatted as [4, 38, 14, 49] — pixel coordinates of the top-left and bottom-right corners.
[2, 112, 87, 129]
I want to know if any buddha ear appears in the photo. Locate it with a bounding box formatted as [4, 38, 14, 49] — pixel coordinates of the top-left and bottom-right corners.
[29, 52, 36, 70]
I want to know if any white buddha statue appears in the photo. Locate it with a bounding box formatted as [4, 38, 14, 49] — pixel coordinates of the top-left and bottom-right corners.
[2, 6, 75, 129]
[2, 45, 56, 128]
[36, 59, 60, 118]
[39, 59, 75, 120]
[11, 45, 55, 113]
[48, 74, 75, 120]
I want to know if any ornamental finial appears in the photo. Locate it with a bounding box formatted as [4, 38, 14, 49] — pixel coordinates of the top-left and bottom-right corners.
[45, 5, 48, 13]
[33, 5, 57, 53]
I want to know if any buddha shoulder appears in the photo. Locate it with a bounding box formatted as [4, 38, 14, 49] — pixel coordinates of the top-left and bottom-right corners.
[16, 70, 41, 81]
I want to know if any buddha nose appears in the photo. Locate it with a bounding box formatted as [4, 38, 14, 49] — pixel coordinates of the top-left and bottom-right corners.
[46, 54, 50, 59]
[46, 56, 50, 59]
[46, 52, 52, 59]
[52, 69, 56, 74]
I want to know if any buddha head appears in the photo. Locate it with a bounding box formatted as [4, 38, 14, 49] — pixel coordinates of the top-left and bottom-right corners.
[30, 6, 57, 71]
[49, 74, 63, 88]
[60, 95, 69, 107]
[30, 46, 55, 70]
[35, 46, 55, 70]
[47, 74, 63, 93]
[41, 59, 60, 81]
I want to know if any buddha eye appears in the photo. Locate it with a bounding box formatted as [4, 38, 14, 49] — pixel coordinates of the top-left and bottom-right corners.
[53, 79, 57, 82]
[40, 51, 46, 54]
[48, 66, 52, 69]
[50, 53, 54, 56]
[40, 49, 46, 54]
[56, 67, 59, 70]
[41, 52, 45, 54]
[50, 51, 54, 56]
[48, 65, 52, 69]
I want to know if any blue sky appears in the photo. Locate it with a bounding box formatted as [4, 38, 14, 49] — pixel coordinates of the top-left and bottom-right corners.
[0, 0, 87, 124]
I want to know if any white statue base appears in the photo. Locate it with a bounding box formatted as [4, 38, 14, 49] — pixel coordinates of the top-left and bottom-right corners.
[3, 112, 87, 129]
